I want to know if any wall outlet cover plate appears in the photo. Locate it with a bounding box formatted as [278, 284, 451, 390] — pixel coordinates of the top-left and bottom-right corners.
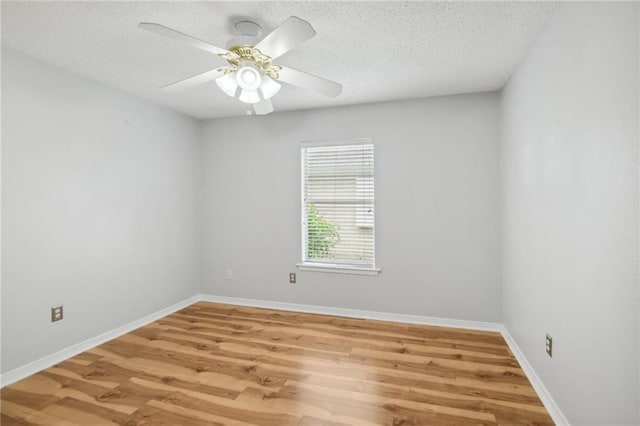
[51, 306, 63, 322]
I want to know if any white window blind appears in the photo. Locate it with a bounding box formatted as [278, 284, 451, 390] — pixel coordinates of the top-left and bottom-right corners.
[301, 139, 375, 270]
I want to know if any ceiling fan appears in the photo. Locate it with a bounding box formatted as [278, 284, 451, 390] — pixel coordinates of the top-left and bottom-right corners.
[139, 16, 342, 115]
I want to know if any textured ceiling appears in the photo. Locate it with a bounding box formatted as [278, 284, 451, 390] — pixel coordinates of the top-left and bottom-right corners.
[1, 1, 557, 119]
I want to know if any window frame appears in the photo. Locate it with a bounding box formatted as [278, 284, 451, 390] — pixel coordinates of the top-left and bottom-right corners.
[297, 138, 381, 276]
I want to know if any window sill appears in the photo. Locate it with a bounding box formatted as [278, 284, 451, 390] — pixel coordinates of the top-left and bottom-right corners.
[296, 262, 381, 276]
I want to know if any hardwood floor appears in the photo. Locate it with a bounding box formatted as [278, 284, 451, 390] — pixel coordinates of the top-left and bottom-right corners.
[1, 302, 554, 425]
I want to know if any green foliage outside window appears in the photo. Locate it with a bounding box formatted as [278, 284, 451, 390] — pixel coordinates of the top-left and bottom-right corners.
[306, 204, 340, 259]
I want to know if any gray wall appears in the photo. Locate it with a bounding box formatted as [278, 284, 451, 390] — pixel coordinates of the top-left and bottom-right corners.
[500, 3, 639, 424]
[1, 48, 202, 373]
[201, 93, 502, 322]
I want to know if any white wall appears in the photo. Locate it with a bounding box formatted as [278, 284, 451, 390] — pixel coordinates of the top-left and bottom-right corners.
[201, 93, 501, 322]
[1, 48, 202, 373]
[500, 3, 639, 424]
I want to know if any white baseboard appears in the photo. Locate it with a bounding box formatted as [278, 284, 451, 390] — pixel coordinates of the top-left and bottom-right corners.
[199, 294, 503, 332]
[500, 326, 570, 425]
[0, 295, 200, 388]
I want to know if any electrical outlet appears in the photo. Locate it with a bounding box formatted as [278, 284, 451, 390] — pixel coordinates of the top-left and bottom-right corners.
[545, 334, 553, 357]
[51, 305, 63, 322]
[225, 270, 233, 280]
[289, 273, 296, 284]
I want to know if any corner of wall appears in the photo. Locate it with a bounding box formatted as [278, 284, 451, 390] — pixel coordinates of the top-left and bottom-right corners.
[197, 118, 206, 296]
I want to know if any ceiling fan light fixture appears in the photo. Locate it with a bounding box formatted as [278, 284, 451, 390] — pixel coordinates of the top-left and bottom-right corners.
[259, 76, 281, 100]
[236, 65, 262, 90]
[239, 88, 261, 104]
[142, 16, 343, 115]
[215, 73, 239, 97]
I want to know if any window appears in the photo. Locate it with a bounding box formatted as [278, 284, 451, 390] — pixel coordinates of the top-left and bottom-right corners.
[299, 138, 379, 275]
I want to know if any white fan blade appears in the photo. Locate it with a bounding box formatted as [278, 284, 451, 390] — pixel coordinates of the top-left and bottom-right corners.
[139, 23, 229, 56]
[255, 16, 316, 60]
[162, 68, 225, 93]
[278, 66, 342, 97]
[253, 99, 274, 115]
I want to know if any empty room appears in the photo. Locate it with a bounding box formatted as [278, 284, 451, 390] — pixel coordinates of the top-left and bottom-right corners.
[1, 1, 638, 425]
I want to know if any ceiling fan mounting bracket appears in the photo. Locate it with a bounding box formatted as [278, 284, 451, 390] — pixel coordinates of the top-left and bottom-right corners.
[233, 21, 262, 37]
[225, 20, 263, 50]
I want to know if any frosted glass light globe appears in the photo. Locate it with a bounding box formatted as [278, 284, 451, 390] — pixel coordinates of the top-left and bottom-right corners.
[236, 66, 262, 90]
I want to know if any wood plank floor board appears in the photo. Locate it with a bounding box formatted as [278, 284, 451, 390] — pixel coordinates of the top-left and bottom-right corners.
[162, 313, 512, 358]
[126, 404, 228, 426]
[272, 380, 499, 423]
[172, 309, 509, 353]
[146, 398, 263, 426]
[1, 302, 554, 425]
[40, 396, 132, 425]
